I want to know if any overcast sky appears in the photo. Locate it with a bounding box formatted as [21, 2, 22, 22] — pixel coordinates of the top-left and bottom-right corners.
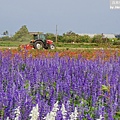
[0, 0, 120, 35]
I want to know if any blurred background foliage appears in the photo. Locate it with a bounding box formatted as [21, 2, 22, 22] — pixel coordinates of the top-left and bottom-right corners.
[0, 25, 120, 48]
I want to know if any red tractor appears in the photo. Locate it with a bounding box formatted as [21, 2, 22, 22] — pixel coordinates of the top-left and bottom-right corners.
[20, 33, 56, 50]
[30, 33, 56, 49]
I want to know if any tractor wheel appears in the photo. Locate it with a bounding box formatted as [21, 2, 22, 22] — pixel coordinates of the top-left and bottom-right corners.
[49, 44, 56, 50]
[34, 41, 44, 49]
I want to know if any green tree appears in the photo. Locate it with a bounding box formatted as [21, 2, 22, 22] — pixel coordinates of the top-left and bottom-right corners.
[13, 25, 33, 41]
[78, 35, 91, 43]
[92, 34, 102, 43]
[46, 33, 56, 42]
[3, 30, 9, 36]
[65, 31, 76, 36]
[46, 33, 64, 42]
[62, 31, 76, 43]
[57, 35, 63, 42]
[1, 36, 12, 41]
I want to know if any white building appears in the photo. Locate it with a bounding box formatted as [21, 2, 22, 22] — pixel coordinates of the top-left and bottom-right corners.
[78, 33, 115, 38]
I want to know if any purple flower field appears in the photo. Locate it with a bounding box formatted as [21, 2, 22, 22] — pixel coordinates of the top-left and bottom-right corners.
[0, 50, 120, 120]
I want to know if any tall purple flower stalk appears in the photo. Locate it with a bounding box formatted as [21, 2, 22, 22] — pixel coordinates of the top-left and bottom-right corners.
[0, 50, 120, 119]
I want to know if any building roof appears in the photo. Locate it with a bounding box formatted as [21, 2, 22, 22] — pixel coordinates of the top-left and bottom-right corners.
[29, 32, 43, 35]
[78, 33, 115, 38]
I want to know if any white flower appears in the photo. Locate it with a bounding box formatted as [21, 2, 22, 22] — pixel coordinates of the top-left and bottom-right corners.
[96, 115, 104, 120]
[14, 106, 20, 120]
[44, 101, 59, 120]
[6, 106, 20, 120]
[70, 107, 78, 120]
[6, 117, 10, 120]
[29, 104, 39, 120]
[61, 104, 67, 120]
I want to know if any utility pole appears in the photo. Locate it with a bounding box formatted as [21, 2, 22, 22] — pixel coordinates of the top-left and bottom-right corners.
[55, 25, 58, 43]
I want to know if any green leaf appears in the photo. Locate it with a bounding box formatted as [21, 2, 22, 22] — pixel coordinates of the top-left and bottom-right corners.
[101, 85, 109, 92]
[0, 109, 4, 117]
[53, 82, 56, 88]
[114, 112, 120, 119]
[46, 92, 49, 98]
[74, 95, 80, 106]
[24, 80, 29, 89]
[57, 93, 63, 101]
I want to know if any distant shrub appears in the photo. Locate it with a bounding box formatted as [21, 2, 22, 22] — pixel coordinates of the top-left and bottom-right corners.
[79, 35, 91, 43]
[0, 36, 13, 41]
[12, 25, 33, 41]
[91, 35, 102, 43]
[113, 41, 120, 45]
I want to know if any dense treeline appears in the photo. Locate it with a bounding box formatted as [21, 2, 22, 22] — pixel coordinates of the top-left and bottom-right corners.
[46, 31, 117, 43]
[0, 25, 118, 44]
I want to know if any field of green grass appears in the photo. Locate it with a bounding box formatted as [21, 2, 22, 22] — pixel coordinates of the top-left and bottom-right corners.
[0, 41, 29, 47]
[0, 41, 120, 49]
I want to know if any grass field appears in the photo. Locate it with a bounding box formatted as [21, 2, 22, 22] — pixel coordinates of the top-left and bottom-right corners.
[0, 41, 29, 47]
[0, 40, 120, 49]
